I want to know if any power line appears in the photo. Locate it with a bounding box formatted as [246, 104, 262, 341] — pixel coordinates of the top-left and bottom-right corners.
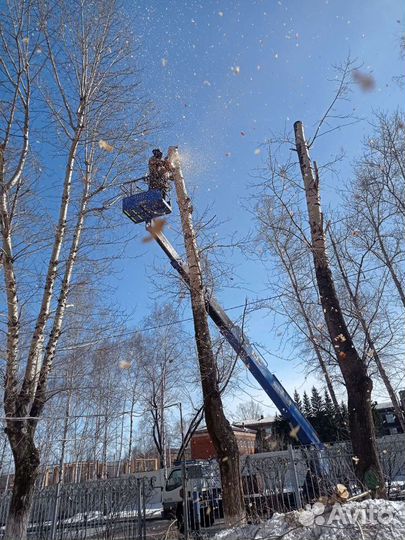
[59, 294, 282, 351]
[0, 410, 146, 422]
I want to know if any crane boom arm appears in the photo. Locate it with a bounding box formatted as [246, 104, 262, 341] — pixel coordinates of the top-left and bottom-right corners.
[149, 228, 323, 448]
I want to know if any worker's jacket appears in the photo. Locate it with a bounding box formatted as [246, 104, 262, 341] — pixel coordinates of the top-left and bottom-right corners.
[148, 157, 173, 190]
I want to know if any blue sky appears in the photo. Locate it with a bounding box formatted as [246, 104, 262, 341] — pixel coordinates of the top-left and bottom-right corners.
[113, 0, 404, 414]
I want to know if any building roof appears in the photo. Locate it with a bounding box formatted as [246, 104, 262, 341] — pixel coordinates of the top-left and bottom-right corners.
[233, 416, 276, 429]
[193, 425, 257, 435]
[374, 401, 394, 410]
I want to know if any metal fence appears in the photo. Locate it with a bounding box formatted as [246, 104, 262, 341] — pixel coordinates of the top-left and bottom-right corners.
[240, 436, 405, 522]
[0, 458, 163, 491]
[0, 477, 150, 540]
[177, 436, 405, 537]
[0, 436, 403, 539]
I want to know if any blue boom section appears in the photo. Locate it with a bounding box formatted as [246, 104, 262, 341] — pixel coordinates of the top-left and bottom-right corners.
[206, 297, 323, 447]
[122, 199, 323, 448]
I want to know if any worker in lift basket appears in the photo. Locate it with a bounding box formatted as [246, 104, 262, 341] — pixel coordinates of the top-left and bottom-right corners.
[148, 148, 174, 199]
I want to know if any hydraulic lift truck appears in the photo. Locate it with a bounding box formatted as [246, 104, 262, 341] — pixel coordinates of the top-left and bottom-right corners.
[121, 157, 325, 529]
[121, 170, 324, 450]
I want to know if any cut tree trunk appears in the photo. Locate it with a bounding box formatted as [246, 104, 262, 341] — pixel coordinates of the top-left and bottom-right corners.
[294, 121, 385, 496]
[169, 147, 246, 525]
[4, 430, 40, 540]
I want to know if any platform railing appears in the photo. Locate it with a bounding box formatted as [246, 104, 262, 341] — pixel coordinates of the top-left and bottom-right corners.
[120, 176, 149, 197]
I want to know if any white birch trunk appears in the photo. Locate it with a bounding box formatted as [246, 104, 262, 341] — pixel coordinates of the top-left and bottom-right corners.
[0, 148, 20, 418]
[21, 111, 85, 409]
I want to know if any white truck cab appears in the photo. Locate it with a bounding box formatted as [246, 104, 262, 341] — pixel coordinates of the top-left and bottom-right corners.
[161, 461, 221, 524]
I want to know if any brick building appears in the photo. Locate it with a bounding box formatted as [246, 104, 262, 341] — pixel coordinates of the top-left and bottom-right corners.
[190, 426, 257, 459]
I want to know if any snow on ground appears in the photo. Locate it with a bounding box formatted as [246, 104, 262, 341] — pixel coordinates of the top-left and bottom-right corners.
[61, 503, 163, 525]
[215, 500, 405, 540]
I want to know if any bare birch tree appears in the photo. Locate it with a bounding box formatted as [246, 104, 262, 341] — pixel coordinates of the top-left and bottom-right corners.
[135, 305, 185, 471]
[0, 0, 150, 536]
[349, 111, 405, 308]
[328, 230, 405, 432]
[255, 193, 341, 411]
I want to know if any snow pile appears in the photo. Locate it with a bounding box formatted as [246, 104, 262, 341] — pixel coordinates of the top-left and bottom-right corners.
[215, 500, 405, 540]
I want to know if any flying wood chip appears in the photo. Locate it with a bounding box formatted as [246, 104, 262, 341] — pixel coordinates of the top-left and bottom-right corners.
[352, 70, 376, 92]
[289, 425, 300, 441]
[98, 139, 114, 152]
[119, 360, 132, 369]
[335, 333, 346, 343]
[336, 484, 350, 500]
[143, 219, 167, 243]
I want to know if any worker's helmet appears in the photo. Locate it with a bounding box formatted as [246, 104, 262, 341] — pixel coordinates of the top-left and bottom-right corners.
[152, 148, 163, 158]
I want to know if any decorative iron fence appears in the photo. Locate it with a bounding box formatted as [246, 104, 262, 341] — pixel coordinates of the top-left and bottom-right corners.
[177, 436, 405, 537]
[0, 477, 150, 540]
[240, 436, 405, 523]
[0, 436, 403, 539]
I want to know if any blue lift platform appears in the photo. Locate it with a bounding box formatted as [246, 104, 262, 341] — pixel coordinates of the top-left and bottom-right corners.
[122, 177, 172, 224]
[122, 181, 324, 449]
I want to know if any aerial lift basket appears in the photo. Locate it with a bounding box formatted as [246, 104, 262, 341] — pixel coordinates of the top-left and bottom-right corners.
[122, 177, 172, 224]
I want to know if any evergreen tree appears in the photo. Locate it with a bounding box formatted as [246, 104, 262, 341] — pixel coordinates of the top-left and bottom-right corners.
[310, 387, 324, 417]
[340, 401, 349, 425]
[293, 389, 302, 411]
[337, 401, 350, 441]
[308, 387, 325, 440]
[323, 389, 335, 418]
[303, 391, 312, 417]
[322, 389, 337, 442]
